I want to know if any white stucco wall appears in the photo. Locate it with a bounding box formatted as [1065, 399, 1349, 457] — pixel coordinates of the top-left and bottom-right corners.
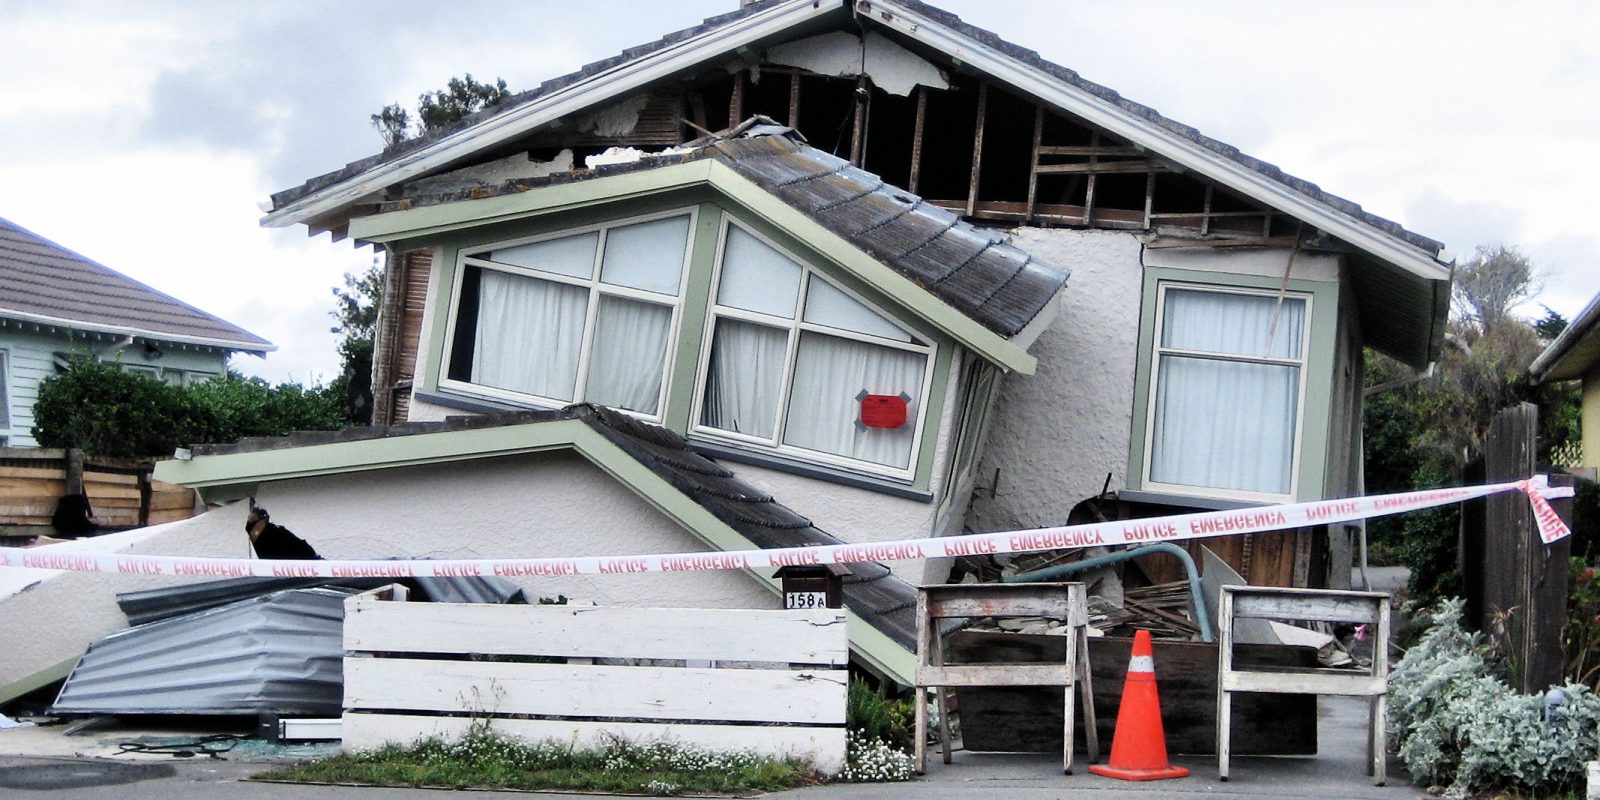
[965, 231, 1349, 535]
[0, 450, 776, 693]
[965, 229, 1145, 532]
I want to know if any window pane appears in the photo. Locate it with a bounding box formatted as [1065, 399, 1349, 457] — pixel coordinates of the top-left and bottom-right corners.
[1149, 354, 1299, 495]
[586, 296, 672, 415]
[717, 227, 801, 318]
[483, 231, 598, 280]
[600, 216, 690, 296]
[471, 270, 587, 400]
[784, 331, 925, 469]
[1161, 289, 1304, 359]
[803, 277, 914, 343]
[701, 318, 787, 439]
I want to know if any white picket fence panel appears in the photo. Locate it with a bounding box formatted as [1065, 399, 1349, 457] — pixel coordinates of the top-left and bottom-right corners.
[341, 587, 848, 774]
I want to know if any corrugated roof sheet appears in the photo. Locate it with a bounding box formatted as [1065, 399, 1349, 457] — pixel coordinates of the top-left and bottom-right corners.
[51, 588, 351, 717]
[0, 217, 272, 352]
[268, 0, 1442, 257]
[190, 405, 920, 651]
[116, 571, 527, 626]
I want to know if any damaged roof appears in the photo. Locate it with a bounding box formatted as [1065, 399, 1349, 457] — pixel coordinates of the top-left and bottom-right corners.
[264, 0, 1443, 265]
[0, 217, 273, 353]
[169, 404, 918, 653]
[377, 130, 1067, 340]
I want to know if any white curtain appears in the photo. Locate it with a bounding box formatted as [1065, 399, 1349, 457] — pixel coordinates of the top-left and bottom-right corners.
[784, 332, 925, 468]
[471, 269, 587, 401]
[701, 318, 788, 438]
[586, 296, 672, 414]
[1149, 290, 1304, 495]
[1161, 289, 1304, 358]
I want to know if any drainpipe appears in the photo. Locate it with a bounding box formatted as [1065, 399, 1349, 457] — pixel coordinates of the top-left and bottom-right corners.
[1001, 542, 1213, 643]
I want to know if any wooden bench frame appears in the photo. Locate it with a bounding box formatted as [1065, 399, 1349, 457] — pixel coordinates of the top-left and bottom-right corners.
[1217, 585, 1390, 784]
[914, 582, 1098, 774]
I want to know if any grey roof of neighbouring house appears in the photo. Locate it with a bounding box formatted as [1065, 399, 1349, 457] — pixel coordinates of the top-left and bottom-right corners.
[382, 128, 1067, 339]
[267, 0, 1441, 258]
[192, 404, 919, 651]
[1531, 291, 1600, 383]
[0, 217, 273, 352]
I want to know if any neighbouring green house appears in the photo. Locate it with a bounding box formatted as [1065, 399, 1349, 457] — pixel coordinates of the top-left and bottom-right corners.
[1531, 292, 1600, 474]
[0, 217, 274, 446]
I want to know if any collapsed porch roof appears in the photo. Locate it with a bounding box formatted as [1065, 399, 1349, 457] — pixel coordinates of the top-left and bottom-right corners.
[153, 404, 921, 684]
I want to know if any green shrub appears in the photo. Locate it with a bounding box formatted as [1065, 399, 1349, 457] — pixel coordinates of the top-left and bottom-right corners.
[846, 677, 913, 752]
[1391, 599, 1600, 797]
[31, 358, 348, 457]
[843, 678, 914, 782]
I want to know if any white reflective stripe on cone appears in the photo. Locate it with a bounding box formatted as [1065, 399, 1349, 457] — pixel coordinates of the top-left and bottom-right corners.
[1128, 655, 1155, 673]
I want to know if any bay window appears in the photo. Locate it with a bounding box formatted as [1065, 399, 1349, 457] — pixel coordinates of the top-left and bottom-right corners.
[443, 211, 693, 417]
[1142, 284, 1309, 500]
[695, 222, 934, 475]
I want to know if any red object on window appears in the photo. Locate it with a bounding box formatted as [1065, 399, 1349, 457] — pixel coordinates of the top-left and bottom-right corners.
[860, 394, 909, 429]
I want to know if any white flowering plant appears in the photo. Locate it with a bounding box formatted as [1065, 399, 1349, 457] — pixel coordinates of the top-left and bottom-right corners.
[841, 729, 915, 782]
[1390, 598, 1600, 797]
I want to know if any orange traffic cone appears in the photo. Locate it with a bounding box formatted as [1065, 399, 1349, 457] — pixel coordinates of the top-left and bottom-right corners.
[1088, 629, 1190, 781]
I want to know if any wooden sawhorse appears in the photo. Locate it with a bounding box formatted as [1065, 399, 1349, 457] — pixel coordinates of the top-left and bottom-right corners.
[1217, 585, 1391, 785]
[914, 582, 1098, 774]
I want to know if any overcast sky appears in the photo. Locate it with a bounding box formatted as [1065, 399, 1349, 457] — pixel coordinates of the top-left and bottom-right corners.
[1, 0, 1595, 384]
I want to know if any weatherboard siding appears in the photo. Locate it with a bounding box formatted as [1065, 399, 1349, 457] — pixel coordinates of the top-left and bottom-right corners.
[0, 326, 227, 447]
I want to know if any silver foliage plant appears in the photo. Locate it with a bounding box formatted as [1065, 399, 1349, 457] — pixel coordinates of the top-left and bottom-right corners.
[1389, 599, 1600, 797]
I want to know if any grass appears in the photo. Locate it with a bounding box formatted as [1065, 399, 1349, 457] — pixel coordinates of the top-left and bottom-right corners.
[252, 732, 820, 796]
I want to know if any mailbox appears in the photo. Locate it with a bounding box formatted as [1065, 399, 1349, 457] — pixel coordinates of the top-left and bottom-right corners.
[774, 563, 849, 610]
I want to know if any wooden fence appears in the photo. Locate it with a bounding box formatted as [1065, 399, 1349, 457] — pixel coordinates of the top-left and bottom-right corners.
[0, 447, 196, 537]
[341, 588, 850, 774]
[1466, 402, 1574, 693]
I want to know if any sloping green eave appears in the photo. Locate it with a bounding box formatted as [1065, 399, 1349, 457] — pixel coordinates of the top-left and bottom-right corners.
[344, 158, 1036, 375]
[151, 420, 916, 685]
[152, 420, 597, 488]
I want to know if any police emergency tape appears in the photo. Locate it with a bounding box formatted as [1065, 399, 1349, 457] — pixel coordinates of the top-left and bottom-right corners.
[0, 475, 1574, 579]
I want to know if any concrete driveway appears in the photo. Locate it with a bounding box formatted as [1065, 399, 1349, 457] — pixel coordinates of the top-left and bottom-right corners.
[0, 695, 1426, 799]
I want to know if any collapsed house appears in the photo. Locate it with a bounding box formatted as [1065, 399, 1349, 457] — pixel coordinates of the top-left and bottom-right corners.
[3, 0, 1453, 696]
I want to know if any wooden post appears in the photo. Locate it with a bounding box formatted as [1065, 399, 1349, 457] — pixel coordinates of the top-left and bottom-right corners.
[1025, 105, 1043, 223]
[64, 448, 84, 497]
[908, 86, 927, 195]
[787, 69, 801, 128]
[728, 70, 745, 130]
[966, 82, 988, 217]
[1482, 402, 1569, 693]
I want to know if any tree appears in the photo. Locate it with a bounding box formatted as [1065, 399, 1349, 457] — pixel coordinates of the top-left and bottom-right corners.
[329, 259, 383, 425]
[416, 74, 511, 134]
[369, 73, 512, 147]
[1363, 243, 1579, 598]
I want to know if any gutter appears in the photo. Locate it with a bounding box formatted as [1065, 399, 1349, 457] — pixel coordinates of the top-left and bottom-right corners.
[0, 310, 274, 354]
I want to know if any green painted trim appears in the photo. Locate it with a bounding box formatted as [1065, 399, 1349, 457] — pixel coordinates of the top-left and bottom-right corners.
[1125, 266, 1340, 503]
[156, 418, 915, 685]
[661, 204, 725, 431]
[154, 420, 594, 487]
[350, 161, 715, 242]
[0, 656, 77, 706]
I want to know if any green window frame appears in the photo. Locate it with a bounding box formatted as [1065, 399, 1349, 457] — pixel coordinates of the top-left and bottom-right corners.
[1128, 268, 1340, 504]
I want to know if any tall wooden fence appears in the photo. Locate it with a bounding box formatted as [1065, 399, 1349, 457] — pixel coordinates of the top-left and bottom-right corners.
[341, 588, 849, 774]
[1467, 403, 1574, 693]
[0, 447, 196, 537]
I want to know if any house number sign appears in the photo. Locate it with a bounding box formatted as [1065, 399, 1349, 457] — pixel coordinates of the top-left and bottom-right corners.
[785, 591, 829, 609]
